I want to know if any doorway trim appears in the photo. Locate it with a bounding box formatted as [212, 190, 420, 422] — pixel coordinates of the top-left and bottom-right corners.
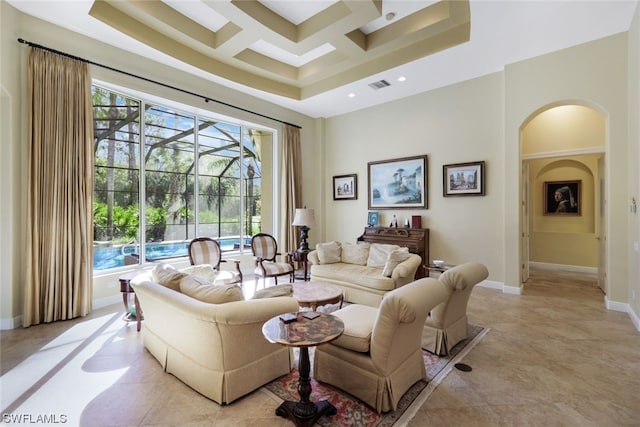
[518, 101, 608, 294]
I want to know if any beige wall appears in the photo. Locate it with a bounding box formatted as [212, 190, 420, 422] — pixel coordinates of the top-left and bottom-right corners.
[504, 33, 630, 304]
[323, 73, 505, 283]
[528, 154, 601, 267]
[0, 2, 23, 326]
[628, 4, 640, 319]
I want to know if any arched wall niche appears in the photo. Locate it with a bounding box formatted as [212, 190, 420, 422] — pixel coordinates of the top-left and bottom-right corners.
[521, 102, 605, 269]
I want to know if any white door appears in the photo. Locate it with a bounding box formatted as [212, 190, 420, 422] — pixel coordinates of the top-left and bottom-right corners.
[597, 156, 606, 293]
[521, 161, 530, 283]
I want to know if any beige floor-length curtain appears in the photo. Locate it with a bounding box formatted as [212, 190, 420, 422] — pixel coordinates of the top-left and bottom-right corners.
[24, 48, 94, 327]
[282, 125, 302, 253]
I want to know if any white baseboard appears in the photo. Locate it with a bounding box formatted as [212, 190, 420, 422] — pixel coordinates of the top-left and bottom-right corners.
[1, 296, 121, 330]
[529, 262, 597, 274]
[478, 280, 522, 295]
[630, 307, 640, 332]
[605, 296, 640, 332]
[93, 295, 121, 310]
[0, 315, 22, 330]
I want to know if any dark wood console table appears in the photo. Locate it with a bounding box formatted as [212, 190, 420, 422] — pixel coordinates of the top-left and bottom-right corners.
[358, 227, 430, 279]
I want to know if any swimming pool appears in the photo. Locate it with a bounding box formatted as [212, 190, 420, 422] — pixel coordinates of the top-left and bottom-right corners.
[93, 237, 252, 271]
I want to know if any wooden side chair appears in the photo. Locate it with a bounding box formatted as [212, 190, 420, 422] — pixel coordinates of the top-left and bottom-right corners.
[188, 237, 243, 286]
[250, 233, 294, 287]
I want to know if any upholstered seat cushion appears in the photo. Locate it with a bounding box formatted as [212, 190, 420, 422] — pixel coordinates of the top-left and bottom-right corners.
[330, 304, 377, 353]
[251, 284, 294, 299]
[179, 275, 244, 304]
[310, 263, 396, 291]
[254, 262, 293, 276]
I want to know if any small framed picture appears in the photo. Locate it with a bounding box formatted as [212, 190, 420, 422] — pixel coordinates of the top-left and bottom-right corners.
[443, 161, 485, 197]
[544, 180, 581, 215]
[333, 174, 357, 200]
[367, 211, 379, 227]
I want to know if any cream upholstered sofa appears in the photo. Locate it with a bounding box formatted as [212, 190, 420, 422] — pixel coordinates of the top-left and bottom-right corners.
[308, 241, 422, 307]
[313, 277, 449, 412]
[422, 262, 489, 355]
[130, 264, 298, 405]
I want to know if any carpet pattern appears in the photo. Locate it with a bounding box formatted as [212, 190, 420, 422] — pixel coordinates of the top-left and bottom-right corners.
[262, 324, 488, 426]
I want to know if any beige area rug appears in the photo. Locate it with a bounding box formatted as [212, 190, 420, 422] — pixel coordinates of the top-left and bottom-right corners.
[261, 324, 489, 426]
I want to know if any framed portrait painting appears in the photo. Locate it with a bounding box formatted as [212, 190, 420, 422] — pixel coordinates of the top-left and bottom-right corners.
[333, 174, 357, 200]
[544, 180, 581, 215]
[368, 155, 427, 209]
[443, 161, 485, 197]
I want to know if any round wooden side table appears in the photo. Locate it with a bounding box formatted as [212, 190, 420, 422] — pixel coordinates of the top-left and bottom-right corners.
[262, 312, 344, 426]
[293, 281, 344, 312]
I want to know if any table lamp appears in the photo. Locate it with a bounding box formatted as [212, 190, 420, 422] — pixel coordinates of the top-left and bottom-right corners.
[292, 207, 316, 252]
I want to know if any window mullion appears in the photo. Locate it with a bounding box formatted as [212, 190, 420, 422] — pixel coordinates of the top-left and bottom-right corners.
[139, 101, 147, 264]
[194, 115, 199, 235]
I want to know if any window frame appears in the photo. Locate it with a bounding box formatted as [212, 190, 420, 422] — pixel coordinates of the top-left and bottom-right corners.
[92, 80, 277, 271]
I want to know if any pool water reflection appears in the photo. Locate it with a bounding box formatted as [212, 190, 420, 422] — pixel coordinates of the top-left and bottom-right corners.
[93, 237, 251, 271]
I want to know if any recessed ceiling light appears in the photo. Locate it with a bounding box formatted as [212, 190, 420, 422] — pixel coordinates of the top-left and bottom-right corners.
[348, 93, 356, 98]
[398, 76, 406, 82]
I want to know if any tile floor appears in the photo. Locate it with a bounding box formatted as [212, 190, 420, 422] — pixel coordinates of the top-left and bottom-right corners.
[1, 268, 639, 426]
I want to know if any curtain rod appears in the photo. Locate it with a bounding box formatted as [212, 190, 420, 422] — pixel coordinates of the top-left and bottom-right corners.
[17, 38, 302, 129]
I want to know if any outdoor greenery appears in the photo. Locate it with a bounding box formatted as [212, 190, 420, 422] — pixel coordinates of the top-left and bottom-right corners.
[92, 85, 266, 269]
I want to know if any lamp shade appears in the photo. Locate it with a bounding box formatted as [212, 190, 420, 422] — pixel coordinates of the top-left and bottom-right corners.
[292, 208, 316, 227]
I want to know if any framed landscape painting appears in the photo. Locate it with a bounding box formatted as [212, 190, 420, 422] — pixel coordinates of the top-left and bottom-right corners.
[443, 161, 485, 197]
[333, 174, 357, 200]
[368, 155, 427, 209]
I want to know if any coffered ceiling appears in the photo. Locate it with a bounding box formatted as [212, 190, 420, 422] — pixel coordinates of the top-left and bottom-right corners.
[7, 1, 638, 118]
[87, 0, 470, 101]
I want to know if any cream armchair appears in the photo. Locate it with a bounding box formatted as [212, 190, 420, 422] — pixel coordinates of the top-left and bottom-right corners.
[421, 262, 489, 355]
[313, 278, 448, 413]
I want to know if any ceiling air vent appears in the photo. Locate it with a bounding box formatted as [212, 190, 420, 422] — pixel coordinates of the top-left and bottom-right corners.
[368, 79, 391, 90]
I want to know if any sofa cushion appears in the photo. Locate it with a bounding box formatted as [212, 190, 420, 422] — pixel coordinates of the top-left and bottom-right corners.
[251, 284, 293, 299]
[179, 275, 244, 304]
[341, 242, 370, 265]
[181, 264, 217, 282]
[330, 304, 377, 353]
[367, 243, 401, 269]
[382, 248, 411, 277]
[310, 263, 396, 291]
[316, 241, 342, 264]
[152, 263, 188, 292]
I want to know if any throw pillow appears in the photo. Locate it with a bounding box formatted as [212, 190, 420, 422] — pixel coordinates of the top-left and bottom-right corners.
[316, 241, 342, 264]
[180, 264, 217, 282]
[382, 247, 411, 277]
[179, 275, 244, 304]
[341, 242, 370, 265]
[251, 284, 293, 299]
[366, 243, 401, 269]
[152, 263, 188, 292]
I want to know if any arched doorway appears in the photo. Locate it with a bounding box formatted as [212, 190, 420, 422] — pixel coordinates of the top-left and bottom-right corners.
[520, 103, 606, 293]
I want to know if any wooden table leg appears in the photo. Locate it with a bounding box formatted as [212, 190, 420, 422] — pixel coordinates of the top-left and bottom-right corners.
[134, 295, 143, 332]
[274, 346, 336, 426]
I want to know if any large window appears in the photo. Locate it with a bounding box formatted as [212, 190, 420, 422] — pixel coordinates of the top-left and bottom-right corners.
[92, 85, 270, 270]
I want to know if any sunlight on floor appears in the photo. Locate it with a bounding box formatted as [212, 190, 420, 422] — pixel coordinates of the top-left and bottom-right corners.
[1, 311, 133, 425]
